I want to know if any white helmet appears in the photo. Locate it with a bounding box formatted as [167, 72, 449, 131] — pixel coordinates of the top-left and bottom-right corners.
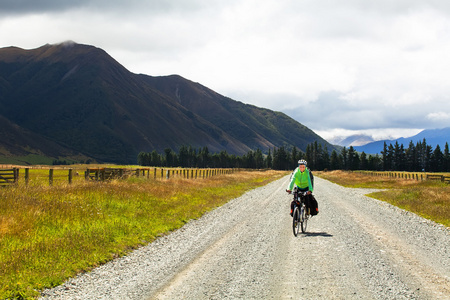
[298, 159, 307, 166]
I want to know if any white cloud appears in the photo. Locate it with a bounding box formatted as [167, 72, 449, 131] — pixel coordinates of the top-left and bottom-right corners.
[1, 0, 450, 141]
[427, 112, 450, 121]
[314, 128, 424, 142]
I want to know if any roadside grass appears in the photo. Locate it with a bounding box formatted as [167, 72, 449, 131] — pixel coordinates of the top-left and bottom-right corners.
[0, 169, 288, 299]
[316, 170, 450, 228]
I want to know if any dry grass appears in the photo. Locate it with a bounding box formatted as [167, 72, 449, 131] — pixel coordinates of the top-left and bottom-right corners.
[0, 169, 288, 299]
[317, 170, 450, 228]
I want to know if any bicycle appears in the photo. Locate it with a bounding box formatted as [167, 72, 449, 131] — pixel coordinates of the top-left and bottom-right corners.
[289, 188, 310, 236]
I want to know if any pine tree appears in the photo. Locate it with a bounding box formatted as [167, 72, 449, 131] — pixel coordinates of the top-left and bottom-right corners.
[444, 143, 450, 171]
[431, 144, 444, 172]
[360, 152, 368, 170]
[266, 149, 273, 169]
[330, 150, 340, 170]
[341, 147, 348, 170]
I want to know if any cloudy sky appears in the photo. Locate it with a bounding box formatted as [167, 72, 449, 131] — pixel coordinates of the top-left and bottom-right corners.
[1, 0, 450, 142]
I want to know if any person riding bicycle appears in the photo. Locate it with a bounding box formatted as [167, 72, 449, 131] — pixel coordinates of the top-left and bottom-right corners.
[286, 159, 317, 216]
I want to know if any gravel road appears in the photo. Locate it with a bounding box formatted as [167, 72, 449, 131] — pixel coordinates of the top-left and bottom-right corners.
[41, 176, 450, 299]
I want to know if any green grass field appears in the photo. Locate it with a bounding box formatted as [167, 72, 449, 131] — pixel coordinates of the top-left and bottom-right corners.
[0, 168, 288, 299]
[317, 170, 450, 227]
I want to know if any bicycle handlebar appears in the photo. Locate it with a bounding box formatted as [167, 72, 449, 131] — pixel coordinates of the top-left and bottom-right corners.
[287, 188, 310, 194]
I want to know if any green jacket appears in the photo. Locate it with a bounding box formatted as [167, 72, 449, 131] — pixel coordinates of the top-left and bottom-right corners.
[288, 167, 313, 192]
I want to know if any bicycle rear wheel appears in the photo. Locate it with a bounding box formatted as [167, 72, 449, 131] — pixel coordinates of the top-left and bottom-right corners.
[292, 207, 300, 237]
[300, 205, 308, 233]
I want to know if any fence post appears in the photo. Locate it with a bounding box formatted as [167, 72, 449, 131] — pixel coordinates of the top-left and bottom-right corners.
[68, 169, 73, 184]
[25, 168, 29, 185]
[13, 168, 19, 183]
[166, 169, 170, 179]
[49, 169, 54, 186]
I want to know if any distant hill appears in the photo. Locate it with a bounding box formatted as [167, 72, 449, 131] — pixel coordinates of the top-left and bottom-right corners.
[354, 127, 450, 154]
[0, 42, 335, 164]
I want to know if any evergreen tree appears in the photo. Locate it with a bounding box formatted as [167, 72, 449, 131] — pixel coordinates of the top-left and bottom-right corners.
[388, 143, 395, 170]
[198, 146, 211, 168]
[164, 148, 175, 167]
[445, 143, 450, 171]
[381, 142, 387, 171]
[266, 149, 273, 169]
[347, 146, 359, 170]
[341, 147, 348, 170]
[330, 150, 340, 170]
[393, 141, 401, 170]
[305, 144, 313, 169]
[151, 150, 162, 167]
[273, 146, 290, 170]
[360, 152, 368, 170]
[425, 144, 433, 172]
[431, 144, 444, 172]
[321, 145, 330, 171]
[405, 141, 417, 171]
[291, 146, 299, 167]
[255, 149, 264, 169]
[137, 152, 150, 166]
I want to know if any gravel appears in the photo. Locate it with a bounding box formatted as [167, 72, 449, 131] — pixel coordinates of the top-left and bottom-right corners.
[40, 176, 450, 299]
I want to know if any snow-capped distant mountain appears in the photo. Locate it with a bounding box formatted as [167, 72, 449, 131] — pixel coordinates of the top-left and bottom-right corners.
[329, 134, 375, 147]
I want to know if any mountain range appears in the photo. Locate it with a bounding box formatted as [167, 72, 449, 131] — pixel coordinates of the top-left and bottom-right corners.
[353, 127, 450, 154]
[0, 42, 335, 164]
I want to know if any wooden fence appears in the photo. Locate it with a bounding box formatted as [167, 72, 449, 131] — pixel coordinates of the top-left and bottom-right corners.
[0, 167, 238, 186]
[0, 168, 19, 186]
[356, 171, 450, 183]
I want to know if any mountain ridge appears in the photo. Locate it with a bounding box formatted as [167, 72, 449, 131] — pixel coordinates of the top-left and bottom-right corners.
[353, 127, 450, 154]
[0, 42, 335, 164]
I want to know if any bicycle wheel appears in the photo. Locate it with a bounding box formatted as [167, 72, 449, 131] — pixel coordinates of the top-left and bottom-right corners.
[292, 207, 300, 237]
[300, 205, 308, 233]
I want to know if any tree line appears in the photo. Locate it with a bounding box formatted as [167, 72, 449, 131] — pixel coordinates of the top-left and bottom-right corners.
[138, 139, 450, 172]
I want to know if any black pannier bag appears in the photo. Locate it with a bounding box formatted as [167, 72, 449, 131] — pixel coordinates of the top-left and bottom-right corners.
[309, 195, 319, 215]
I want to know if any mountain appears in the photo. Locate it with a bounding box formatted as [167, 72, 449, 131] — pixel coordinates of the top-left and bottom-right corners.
[0, 114, 90, 164]
[353, 127, 450, 154]
[328, 134, 375, 147]
[0, 42, 335, 164]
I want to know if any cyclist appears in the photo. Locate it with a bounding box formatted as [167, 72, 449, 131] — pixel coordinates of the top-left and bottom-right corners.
[286, 159, 317, 216]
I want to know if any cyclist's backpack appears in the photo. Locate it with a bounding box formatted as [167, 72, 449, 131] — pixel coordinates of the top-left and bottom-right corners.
[310, 195, 319, 215]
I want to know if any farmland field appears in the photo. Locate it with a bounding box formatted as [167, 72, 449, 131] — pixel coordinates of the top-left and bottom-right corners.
[0, 167, 288, 299]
